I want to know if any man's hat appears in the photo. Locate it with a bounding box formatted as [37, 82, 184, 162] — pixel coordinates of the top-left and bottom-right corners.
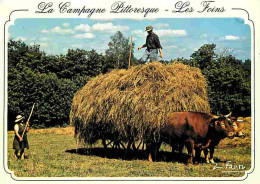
[145, 26, 153, 32]
[15, 115, 24, 123]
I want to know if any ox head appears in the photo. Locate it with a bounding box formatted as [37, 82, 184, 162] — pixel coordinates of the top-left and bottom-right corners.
[210, 112, 246, 139]
[227, 117, 246, 139]
[210, 112, 237, 139]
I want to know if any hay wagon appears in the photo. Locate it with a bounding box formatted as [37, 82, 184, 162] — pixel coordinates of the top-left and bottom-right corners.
[70, 62, 210, 157]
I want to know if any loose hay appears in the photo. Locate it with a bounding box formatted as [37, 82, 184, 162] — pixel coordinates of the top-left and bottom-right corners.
[70, 62, 210, 145]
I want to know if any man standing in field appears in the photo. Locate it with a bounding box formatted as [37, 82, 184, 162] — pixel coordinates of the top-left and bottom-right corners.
[138, 25, 163, 63]
[13, 115, 30, 160]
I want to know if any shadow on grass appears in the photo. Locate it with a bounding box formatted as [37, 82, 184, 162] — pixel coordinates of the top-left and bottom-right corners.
[65, 147, 226, 164]
[66, 147, 148, 161]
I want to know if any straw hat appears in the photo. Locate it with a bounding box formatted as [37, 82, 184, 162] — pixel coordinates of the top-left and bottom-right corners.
[145, 25, 153, 32]
[15, 115, 24, 123]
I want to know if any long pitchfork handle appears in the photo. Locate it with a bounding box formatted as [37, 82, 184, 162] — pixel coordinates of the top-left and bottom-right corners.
[22, 103, 35, 138]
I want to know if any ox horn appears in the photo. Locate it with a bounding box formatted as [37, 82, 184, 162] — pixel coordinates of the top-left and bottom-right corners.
[224, 112, 232, 118]
[212, 115, 220, 119]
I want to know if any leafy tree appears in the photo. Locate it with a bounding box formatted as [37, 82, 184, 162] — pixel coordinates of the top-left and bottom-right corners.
[8, 40, 107, 129]
[190, 44, 216, 69]
[8, 64, 78, 129]
[243, 59, 251, 77]
[209, 55, 250, 116]
[8, 39, 46, 72]
[62, 49, 103, 78]
[105, 31, 137, 72]
[8, 38, 251, 130]
[41, 54, 63, 75]
[85, 49, 104, 77]
[180, 44, 251, 116]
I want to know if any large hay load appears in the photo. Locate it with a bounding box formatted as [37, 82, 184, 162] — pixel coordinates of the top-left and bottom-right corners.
[70, 62, 210, 146]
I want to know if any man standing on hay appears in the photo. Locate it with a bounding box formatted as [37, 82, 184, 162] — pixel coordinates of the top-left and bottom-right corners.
[138, 25, 163, 63]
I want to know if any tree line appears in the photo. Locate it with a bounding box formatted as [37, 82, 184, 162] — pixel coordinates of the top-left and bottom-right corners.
[8, 31, 251, 129]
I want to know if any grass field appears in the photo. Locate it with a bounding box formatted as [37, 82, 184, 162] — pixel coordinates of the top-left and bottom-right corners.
[7, 118, 252, 178]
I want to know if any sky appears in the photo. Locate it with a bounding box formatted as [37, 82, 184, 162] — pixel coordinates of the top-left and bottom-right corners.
[8, 18, 251, 61]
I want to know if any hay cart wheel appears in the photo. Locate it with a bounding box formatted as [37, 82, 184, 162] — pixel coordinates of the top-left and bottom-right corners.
[112, 141, 127, 150]
[102, 139, 127, 150]
[102, 139, 113, 149]
[131, 141, 145, 151]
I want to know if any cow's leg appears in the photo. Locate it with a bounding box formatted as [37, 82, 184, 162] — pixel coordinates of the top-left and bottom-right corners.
[203, 149, 210, 163]
[194, 147, 201, 165]
[209, 146, 215, 164]
[185, 139, 195, 165]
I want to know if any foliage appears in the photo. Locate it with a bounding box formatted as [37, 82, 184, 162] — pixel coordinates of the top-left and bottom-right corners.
[104, 31, 139, 72]
[180, 44, 251, 116]
[8, 37, 251, 130]
[64, 49, 103, 78]
[8, 31, 139, 129]
[8, 65, 77, 129]
[8, 40, 100, 129]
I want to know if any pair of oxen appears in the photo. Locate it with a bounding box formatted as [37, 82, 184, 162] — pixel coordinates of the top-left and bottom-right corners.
[100, 112, 246, 165]
[146, 112, 246, 165]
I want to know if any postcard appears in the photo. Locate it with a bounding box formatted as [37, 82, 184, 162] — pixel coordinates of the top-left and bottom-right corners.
[0, 0, 259, 183]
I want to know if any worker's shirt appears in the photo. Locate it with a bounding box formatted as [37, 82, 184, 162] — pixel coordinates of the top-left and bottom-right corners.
[143, 33, 162, 51]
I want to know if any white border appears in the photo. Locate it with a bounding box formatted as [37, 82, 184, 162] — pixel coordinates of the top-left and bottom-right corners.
[1, 0, 258, 182]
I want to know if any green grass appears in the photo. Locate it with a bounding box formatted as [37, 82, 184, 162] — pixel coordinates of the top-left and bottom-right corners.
[7, 130, 251, 177]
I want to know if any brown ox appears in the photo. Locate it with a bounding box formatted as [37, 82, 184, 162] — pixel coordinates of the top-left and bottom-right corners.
[160, 112, 236, 165]
[198, 116, 246, 163]
[230, 118, 246, 138]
